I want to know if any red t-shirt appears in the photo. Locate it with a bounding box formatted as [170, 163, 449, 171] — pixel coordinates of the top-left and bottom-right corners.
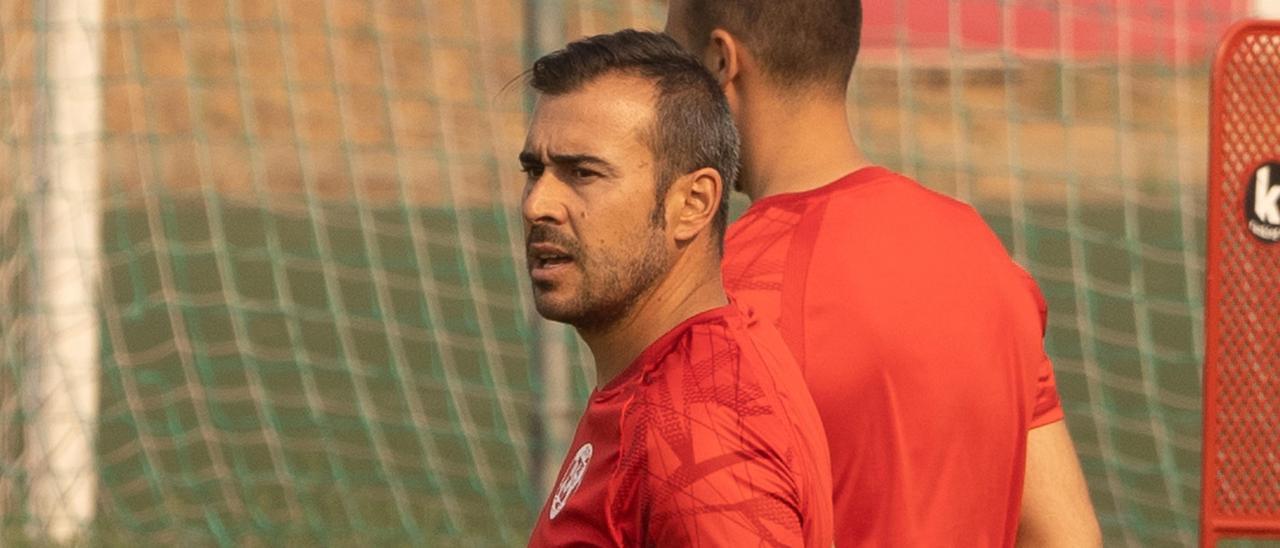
[723, 167, 1064, 547]
[527, 304, 834, 547]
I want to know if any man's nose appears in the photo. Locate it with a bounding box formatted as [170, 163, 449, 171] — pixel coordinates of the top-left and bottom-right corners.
[522, 175, 569, 226]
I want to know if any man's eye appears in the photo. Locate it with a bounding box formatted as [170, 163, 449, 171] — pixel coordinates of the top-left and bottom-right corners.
[572, 168, 599, 179]
[521, 165, 544, 178]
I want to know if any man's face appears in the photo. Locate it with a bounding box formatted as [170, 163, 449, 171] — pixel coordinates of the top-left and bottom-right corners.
[519, 74, 671, 329]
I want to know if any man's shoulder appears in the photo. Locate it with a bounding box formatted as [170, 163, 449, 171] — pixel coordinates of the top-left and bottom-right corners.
[730, 168, 993, 249]
[632, 311, 740, 377]
[622, 311, 797, 431]
[810, 171, 1014, 264]
[609, 317, 819, 545]
[819, 170, 988, 229]
[633, 314, 758, 394]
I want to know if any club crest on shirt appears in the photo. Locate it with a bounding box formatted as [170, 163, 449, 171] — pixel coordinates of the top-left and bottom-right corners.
[550, 443, 593, 520]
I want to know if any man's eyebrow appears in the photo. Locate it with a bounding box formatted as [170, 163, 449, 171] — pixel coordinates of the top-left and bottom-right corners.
[546, 153, 611, 167]
[519, 150, 619, 175]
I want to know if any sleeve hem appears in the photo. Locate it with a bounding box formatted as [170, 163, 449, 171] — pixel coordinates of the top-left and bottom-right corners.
[1028, 406, 1064, 430]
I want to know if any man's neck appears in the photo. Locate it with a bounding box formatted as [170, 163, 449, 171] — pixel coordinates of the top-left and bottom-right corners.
[579, 254, 728, 389]
[739, 90, 871, 201]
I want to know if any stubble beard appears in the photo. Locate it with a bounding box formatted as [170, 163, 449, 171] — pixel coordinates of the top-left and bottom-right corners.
[531, 226, 669, 333]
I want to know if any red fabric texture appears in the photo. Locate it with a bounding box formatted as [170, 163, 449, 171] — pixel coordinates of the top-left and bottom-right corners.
[527, 304, 834, 547]
[722, 167, 1064, 546]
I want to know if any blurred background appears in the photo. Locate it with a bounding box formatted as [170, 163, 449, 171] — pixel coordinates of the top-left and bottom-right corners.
[0, 0, 1266, 545]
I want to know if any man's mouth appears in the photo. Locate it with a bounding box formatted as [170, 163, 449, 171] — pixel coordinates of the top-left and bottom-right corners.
[533, 254, 573, 269]
[528, 243, 576, 274]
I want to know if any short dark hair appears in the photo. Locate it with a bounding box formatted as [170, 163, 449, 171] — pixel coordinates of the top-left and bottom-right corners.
[676, 0, 862, 96]
[530, 29, 740, 246]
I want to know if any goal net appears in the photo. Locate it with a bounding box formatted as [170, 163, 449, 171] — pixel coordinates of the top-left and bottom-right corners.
[0, 0, 1252, 545]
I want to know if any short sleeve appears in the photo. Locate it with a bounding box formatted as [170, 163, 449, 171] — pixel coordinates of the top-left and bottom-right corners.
[612, 342, 807, 547]
[640, 399, 805, 547]
[1015, 264, 1065, 429]
[1030, 354, 1065, 428]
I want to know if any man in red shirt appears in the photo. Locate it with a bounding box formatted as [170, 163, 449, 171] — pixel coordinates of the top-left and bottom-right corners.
[519, 30, 833, 547]
[665, 2, 1102, 546]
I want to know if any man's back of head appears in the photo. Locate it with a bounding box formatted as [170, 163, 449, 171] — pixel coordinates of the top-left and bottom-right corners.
[665, 0, 869, 199]
[665, 0, 862, 98]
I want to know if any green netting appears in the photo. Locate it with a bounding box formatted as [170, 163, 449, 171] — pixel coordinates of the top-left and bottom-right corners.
[0, 0, 1268, 546]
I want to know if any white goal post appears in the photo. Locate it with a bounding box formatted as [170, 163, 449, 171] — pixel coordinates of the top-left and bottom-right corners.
[27, 0, 103, 542]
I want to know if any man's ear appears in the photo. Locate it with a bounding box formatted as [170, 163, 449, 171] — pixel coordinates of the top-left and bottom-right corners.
[665, 167, 724, 245]
[705, 29, 741, 88]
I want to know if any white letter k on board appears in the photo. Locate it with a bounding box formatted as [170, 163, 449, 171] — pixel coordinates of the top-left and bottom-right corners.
[1256, 165, 1280, 225]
